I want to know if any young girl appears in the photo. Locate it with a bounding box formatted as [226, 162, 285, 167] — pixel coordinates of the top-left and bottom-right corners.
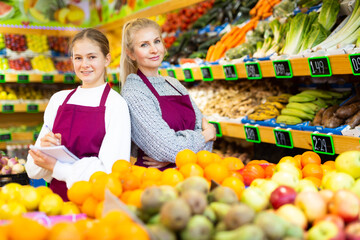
[120, 18, 216, 170]
[26, 28, 131, 201]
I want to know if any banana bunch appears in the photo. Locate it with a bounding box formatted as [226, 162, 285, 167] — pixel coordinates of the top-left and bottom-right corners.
[266, 93, 292, 104]
[248, 96, 287, 121]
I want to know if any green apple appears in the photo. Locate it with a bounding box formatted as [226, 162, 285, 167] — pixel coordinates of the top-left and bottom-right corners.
[275, 162, 302, 179]
[350, 178, 360, 199]
[295, 191, 327, 222]
[322, 171, 355, 191]
[307, 220, 345, 240]
[335, 151, 360, 179]
[295, 179, 318, 193]
[271, 171, 299, 188]
[258, 179, 279, 198]
[250, 178, 267, 189]
[276, 204, 307, 230]
[241, 187, 269, 212]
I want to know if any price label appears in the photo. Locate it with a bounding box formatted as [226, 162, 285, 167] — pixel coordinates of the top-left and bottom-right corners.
[200, 66, 213, 81]
[2, 104, 14, 113]
[273, 60, 293, 78]
[112, 73, 119, 83]
[0, 133, 11, 142]
[167, 69, 176, 79]
[42, 75, 54, 84]
[183, 68, 194, 82]
[245, 62, 262, 79]
[311, 133, 335, 155]
[27, 104, 39, 113]
[273, 129, 293, 148]
[244, 125, 261, 143]
[0, 74, 5, 83]
[308, 56, 332, 77]
[209, 121, 222, 137]
[64, 74, 75, 84]
[17, 74, 29, 83]
[33, 132, 39, 141]
[223, 64, 238, 80]
[349, 54, 360, 75]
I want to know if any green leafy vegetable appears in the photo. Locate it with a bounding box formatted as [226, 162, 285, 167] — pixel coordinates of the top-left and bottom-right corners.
[318, 0, 340, 31]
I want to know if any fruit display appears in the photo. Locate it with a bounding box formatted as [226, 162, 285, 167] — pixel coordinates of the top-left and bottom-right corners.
[247, 94, 290, 121]
[0, 152, 26, 175]
[47, 36, 69, 55]
[26, 34, 49, 53]
[0, 58, 9, 71]
[0, 84, 60, 102]
[31, 55, 56, 73]
[8, 57, 32, 71]
[4, 34, 27, 52]
[54, 58, 72, 73]
[0, 33, 5, 50]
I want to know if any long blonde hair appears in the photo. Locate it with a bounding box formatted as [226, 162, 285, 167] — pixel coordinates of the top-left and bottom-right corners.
[120, 18, 162, 86]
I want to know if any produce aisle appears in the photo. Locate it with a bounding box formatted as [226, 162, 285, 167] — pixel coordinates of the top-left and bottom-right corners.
[0, 0, 360, 239]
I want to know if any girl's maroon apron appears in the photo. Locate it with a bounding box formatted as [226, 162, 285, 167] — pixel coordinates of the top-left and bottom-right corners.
[49, 84, 111, 201]
[136, 70, 196, 171]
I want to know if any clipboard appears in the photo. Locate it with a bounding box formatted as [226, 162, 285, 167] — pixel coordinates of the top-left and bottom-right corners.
[29, 145, 79, 164]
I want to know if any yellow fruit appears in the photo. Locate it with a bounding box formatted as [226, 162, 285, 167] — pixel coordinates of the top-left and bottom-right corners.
[19, 185, 41, 211]
[36, 186, 53, 198]
[39, 193, 63, 215]
[0, 202, 27, 220]
[61, 202, 81, 215]
[1, 182, 22, 202]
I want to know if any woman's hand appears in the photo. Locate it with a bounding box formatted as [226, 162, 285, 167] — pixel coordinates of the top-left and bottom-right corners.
[40, 132, 62, 147]
[28, 149, 57, 171]
[142, 156, 171, 169]
[202, 118, 216, 142]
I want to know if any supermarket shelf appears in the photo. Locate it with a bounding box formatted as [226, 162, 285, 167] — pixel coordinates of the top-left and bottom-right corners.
[218, 121, 360, 155]
[0, 103, 47, 113]
[0, 26, 79, 37]
[0, 131, 36, 149]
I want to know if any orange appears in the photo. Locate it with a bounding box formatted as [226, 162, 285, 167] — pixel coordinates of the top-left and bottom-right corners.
[114, 221, 150, 240]
[304, 176, 322, 188]
[95, 201, 104, 219]
[120, 190, 133, 204]
[302, 163, 323, 179]
[229, 170, 244, 182]
[126, 189, 143, 208]
[175, 149, 197, 168]
[67, 180, 92, 205]
[89, 171, 107, 184]
[204, 163, 230, 184]
[48, 222, 82, 240]
[35, 186, 53, 198]
[301, 151, 321, 167]
[179, 163, 204, 178]
[0, 225, 7, 240]
[222, 176, 245, 199]
[323, 160, 336, 169]
[279, 156, 301, 169]
[85, 221, 115, 240]
[241, 164, 265, 186]
[81, 196, 99, 218]
[74, 219, 94, 236]
[264, 164, 276, 178]
[160, 168, 184, 186]
[131, 165, 147, 179]
[121, 172, 141, 191]
[8, 216, 49, 240]
[101, 210, 133, 227]
[294, 155, 302, 167]
[197, 150, 215, 168]
[321, 164, 335, 176]
[112, 159, 132, 174]
[92, 174, 123, 201]
[140, 180, 159, 189]
[141, 168, 162, 183]
[212, 153, 222, 163]
[220, 157, 244, 171]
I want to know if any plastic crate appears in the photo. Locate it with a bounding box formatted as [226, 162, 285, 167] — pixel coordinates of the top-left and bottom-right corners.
[0, 172, 29, 187]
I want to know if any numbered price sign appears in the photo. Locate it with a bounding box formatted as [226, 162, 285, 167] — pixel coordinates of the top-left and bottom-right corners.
[200, 66, 213, 81]
[167, 69, 176, 79]
[308, 56, 332, 77]
[42, 75, 54, 84]
[17, 74, 29, 83]
[349, 54, 360, 76]
[209, 121, 222, 137]
[27, 104, 39, 113]
[0, 133, 11, 142]
[244, 125, 261, 143]
[183, 68, 194, 82]
[33, 132, 39, 141]
[245, 62, 262, 79]
[273, 129, 293, 148]
[223, 64, 238, 80]
[2, 104, 14, 113]
[273, 60, 293, 78]
[0, 74, 5, 83]
[64, 74, 75, 84]
[311, 133, 335, 155]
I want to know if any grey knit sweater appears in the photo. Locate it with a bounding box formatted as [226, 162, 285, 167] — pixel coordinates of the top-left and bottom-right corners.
[121, 73, 213, 163]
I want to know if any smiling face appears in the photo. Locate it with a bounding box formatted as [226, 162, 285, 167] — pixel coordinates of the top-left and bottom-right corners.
[72, 38, 110, 88]
[128, 27, 165, 77]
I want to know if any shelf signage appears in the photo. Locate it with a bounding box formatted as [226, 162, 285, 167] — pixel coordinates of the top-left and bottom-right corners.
[308, 56, 332, 77]
[42, 75, 54, 84]
[17, 74, 29, 83]
[244, 125, 261, 143]
[273, 129, 293, 148]
[349, 54, 360, 75]
[167, 69, 176, 79]
[200, 66, 213, 81]
[245, 62, 262, 79]
[64, 74, 75, 84]
[33, 132, 39, 141]
[311, 133, 335, 155]
[0, 74, 5, 83]
[0, 133, 11, 142]
[112, 73, 119, 84]
[27, 104, 39, 113]
[273, 60, 293, 78]
[183, 68, 194, 82]
[223, 64, 238, 80]
[209, 121, 222, 137]
[2, 104, 14, 113]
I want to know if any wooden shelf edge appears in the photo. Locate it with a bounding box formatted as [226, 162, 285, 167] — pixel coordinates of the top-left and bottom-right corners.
[0, 27, 79, 37]
[0, 103, 47, 113]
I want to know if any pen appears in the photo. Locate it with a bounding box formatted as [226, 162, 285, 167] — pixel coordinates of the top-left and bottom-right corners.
[44, 124, 52, 132]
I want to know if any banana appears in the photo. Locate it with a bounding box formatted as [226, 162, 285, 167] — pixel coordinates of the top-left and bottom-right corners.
[268, 101, 285, 110]
[281, 108, 315, 120]
[289, 94, 317, 103]
[313, 98, 328, 108]
[248, 113, 274, 121]
[301, 90, 333, 99]
[267, 95, 290, 104]
[302, 102, 321, 112]
[286, 102, 315, 115]
[325, 90, 348, 99]
[276, 115, 303, 125]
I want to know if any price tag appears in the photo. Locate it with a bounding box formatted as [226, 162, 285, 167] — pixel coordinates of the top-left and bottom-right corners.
[112, 73, 119, 83]
[17, 74, 29, 83]
[167, 69, 176, 79]
[223, 64, 238, 80]
[245, 62, 262, 79]
[27, 104, 39, 113]
[273, 129, 293, 148]
[2, 104, 14, 113]
[200, 66, 213, 81]
[308, 56, 332, 77]
[349, 54, 360, 76]
[0, 133, 11, 142]
[311, 133, 335, 155]
[183, 68, 194, 82]
[42, 75, 54, 84]
[244, 125, 261, 143]
[0, 74, 5, 83]
[33, 132, 39, 141]
[209, 121, 222, 137]
[64, 74, 75, 84]
[273, 60, 293, 78]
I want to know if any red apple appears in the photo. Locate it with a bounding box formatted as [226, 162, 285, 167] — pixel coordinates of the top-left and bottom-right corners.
[295, 191, 327, 222]
[313, 214, 345, 231]
[270, 185, 297, 209]
[328, 189, 360, 222]
[346, 221, 360, 240]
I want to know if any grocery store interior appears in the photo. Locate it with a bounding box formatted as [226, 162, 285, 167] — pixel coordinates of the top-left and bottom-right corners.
[0, 0, 360, 239]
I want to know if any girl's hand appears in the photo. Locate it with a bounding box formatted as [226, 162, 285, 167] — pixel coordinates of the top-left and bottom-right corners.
[29, 149, 57, 171]
[202, 118, 217, 142]
[40, 132, 62, 147]
[142, 156, 171, 169]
